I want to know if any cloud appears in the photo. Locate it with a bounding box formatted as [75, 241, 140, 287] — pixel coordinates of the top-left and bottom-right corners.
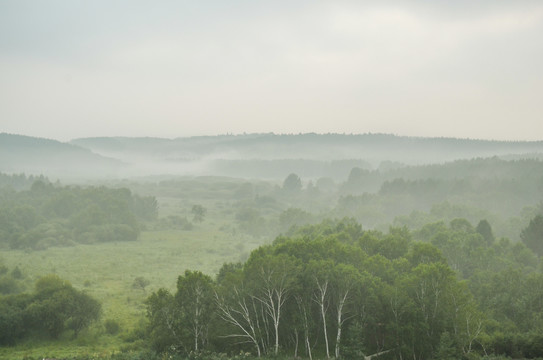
[1, 1, 542, 140]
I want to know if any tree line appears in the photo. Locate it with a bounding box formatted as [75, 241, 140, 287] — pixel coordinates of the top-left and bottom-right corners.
[0, 176, 158, 250]
[145, 216, 543, 359]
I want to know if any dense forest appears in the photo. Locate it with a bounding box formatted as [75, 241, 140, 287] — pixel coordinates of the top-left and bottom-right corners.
[0, 177, 157, 250]
[144, 218, 543, 360]
[1, 135, 543, 359]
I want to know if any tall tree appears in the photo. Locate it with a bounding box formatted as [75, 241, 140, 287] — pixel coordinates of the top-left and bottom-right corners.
[521, 214, 543, 257]
[191, 204, 207, 223]
[215, 279, 263, 357]
[145, 288, 181, 352]
[308, 260, 334, 358]
[244, 252, 298, 355]
[176, 270, 216, 352]
[476, 219, 494, 245]
[332, 264, 361, 359]
[282, 173, 302, 193]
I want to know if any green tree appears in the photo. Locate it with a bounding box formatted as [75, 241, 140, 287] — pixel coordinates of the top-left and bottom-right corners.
[0, 294, 28, 345]
[476, 219, 495, 245]
[132, 276, 151, 292]
[521, 214, 543, 257]
[331, 264, 363, 359]
[236, 207, 267, 236]
[191, 204, 207, 223]
[244, 252, 298, 355]
[175, 270, 216, 352]
[132, 195, 159, 220]
[282, 173, 302, 193]
[66, 290, 102, 338]
[145, 288, 181, 352]
[450, 218, 474, 233]
[215, 269, 264, 357]
[308, 259, 334, 358]
[26, 275, 101, 339]
[278, 207, 312, 234]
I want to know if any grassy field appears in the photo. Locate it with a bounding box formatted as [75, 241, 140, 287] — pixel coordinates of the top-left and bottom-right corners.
[0, 177, 286, 358]
[0, 225, 267, 359]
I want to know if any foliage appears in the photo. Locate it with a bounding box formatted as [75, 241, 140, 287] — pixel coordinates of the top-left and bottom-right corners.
[147, 219, 491, 359]
[281, 173, 302, 193]
[278, 207, 313, 234]
[0, 180, 156, 250]
[105, 319, 122, 335]
[132, 277, 151, 292]
[0, 274, 101, 345]
[521, 214, 543, 257]
[2, 155, 543, 358]
[192, 205, 207, 223]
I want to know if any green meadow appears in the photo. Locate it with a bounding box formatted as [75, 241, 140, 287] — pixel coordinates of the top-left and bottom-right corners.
[0, 228, 265, 359]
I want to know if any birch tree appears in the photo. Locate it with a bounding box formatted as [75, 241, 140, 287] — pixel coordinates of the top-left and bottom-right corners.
[244, 252, 298, 355]
[175, 270, 216, 352]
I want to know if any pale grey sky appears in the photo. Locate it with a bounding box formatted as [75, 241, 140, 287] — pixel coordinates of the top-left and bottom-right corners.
[1, 0, 542, 141]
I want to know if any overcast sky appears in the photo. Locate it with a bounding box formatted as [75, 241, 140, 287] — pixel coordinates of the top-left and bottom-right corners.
[1, 1, 542, 141]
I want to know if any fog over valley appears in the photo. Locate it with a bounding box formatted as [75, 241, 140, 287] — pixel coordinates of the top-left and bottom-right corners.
[2, 0, 543, 359]
[2, 131, 543, 360]
[3, 132, 543, 180]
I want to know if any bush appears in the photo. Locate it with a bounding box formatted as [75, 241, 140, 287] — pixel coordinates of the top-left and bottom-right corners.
[104, 319, 121, 335]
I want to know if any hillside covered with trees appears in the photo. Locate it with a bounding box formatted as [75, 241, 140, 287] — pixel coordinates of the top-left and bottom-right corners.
[1, 134, 543, 359]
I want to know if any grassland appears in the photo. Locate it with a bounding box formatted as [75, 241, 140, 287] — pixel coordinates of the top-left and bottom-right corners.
[0, 227, 267, 359]
[0, 176, 275, 359]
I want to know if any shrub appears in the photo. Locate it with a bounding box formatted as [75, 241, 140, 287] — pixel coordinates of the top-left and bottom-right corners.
[104, 319, 121, 335]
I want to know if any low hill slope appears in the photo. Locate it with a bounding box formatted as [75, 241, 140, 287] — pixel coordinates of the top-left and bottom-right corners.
[0, 133, 123, 180]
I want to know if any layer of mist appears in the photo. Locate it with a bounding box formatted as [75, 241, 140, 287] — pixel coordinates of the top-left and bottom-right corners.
[2, 132, 543, 181]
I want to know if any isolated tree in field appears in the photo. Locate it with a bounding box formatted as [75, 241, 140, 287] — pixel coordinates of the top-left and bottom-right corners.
[282, 173, 302, 193]
[191, 204, 207, 223]
[132, 276, 150, 292]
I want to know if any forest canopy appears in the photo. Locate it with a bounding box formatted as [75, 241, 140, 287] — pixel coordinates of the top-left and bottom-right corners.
[145, 218, 543, 360]
[0, 176, 157, 250]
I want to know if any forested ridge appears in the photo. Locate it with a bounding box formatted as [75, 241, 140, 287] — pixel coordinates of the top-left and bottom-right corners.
[4, 133, 543, 180]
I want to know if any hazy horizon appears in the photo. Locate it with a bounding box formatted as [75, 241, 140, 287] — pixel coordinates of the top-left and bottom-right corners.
[2, 1, 543, 142]
[4, 131, 543, 145]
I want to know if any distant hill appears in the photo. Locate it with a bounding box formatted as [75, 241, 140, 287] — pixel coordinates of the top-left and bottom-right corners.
[70, 133, 543, 179]
[71, 133, 543, 162]
[0, 133, 123, 180]
[3, 133, 543, 181]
